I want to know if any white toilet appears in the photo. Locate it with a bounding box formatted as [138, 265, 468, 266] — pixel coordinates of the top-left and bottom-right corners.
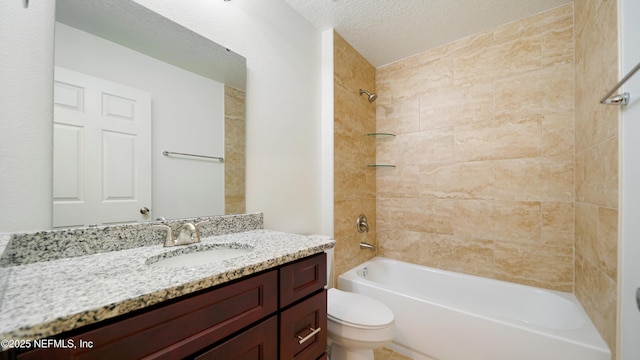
[327, 288, 395, 360]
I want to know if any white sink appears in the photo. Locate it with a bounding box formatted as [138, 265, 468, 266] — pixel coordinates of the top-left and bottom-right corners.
[147, 244, 253, 268]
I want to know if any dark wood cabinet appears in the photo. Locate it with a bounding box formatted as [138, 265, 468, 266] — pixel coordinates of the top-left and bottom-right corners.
[280, 253, 327, 308]
[194, 316, 278, 360]
[5, 252, 327, 360]
[280, 291, 327, 360]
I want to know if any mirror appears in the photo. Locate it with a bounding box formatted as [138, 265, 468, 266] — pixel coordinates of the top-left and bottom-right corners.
[53, 0, 246, 228]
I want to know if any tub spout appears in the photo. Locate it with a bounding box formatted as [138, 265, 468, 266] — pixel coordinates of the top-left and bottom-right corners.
[359, 242, 375, 251]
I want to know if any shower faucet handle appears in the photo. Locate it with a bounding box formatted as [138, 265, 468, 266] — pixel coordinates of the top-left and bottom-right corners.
[356, 214, 369, 233]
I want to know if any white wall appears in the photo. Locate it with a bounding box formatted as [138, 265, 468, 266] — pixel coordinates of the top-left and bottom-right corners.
[618, 0, 640, 357]
[0, 1, 55, 232]
[321, 29, 335, 237]
[0, 0, 324, 234]
[55, 23, 225, 221]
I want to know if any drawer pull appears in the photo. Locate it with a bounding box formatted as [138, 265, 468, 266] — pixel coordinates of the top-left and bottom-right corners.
[297, 327, 322, 344]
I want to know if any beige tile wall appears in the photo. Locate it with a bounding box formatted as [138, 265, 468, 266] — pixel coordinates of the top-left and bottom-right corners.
[334, 32, 378, 278]
[224, 86, 246, 215]
[574, 0, 619, 355]
[333, 2, 619, 354]
[375, 4, 576, 291]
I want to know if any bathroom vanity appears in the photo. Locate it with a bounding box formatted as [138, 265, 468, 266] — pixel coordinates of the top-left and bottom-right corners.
[0, 214, 334, 360]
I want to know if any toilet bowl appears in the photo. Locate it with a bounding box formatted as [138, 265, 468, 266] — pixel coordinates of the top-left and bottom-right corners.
[327, 288, 395, 360]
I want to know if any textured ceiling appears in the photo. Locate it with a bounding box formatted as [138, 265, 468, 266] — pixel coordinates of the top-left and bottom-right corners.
[282, 0, 571, 68]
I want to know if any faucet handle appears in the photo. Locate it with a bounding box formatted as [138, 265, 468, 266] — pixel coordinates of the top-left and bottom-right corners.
[176, 223, 200, 245]
[356, 214, 369, 233]
[152, 224, 175, 247]
[194, 220, 211, 239]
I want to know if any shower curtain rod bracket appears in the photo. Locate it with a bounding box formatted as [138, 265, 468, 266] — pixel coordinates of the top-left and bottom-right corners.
[600, 62, 640, 105]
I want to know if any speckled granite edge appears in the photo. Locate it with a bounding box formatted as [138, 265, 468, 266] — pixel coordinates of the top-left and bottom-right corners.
[0, 230, 335, 345]
[0, 213, 263, 266]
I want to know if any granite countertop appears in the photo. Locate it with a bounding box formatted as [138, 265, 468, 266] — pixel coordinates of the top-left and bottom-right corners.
[0, 229, 334, 346]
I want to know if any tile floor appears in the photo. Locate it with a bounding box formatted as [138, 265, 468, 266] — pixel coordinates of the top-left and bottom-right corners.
[374, 347, 414, 360]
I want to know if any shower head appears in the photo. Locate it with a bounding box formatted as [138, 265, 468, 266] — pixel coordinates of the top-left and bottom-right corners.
[359, 89, 377, 103]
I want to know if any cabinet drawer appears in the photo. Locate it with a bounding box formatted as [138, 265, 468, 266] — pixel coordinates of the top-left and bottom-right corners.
[17, 271, 278, 360]
[279, 253, 326, 308]
[279, 290, 327, 360]
[194, 316, 277, 360]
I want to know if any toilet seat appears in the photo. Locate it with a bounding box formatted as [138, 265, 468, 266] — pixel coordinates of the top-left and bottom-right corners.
[327, 288, 394, 329]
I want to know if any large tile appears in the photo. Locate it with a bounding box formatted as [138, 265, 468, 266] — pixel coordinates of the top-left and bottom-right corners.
[377, 230, 424, 265]
[377, 58, 452, 103]
[575, 201, 598, 264]
[543, 111, 575, 157]
[492, 155, 574, 202]
[419, 232, 496, 279]
[541, 201, 574, 248]
[454, 115, 542, 162]
[541, 3, 575, 67]
[376, 164, 420, 199]
[334, 162, 375, 201]
[334, 31, 375, 94]
[596, 206, 618, 280]
[376, 97, 420, 134]
[416, 161, 495, 200]
[575, 252, 617, 356]
[495, 241, 573, 291]
[453, 29, 541, 83]
[377, 197, 454, 234]
[377, 128, 454, 166]
[495, 64, 574, 118]
[374, 347, 415, 360]
[419, 80, 494, 131]
[451, 200, 541, 243]
[410, 55, 455, 97]
[575, 136, 618, 208]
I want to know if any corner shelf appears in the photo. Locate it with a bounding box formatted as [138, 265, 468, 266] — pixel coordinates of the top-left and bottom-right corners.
[367, 133, 396, 168]
[367, 164, 396, 168]
[366, 132, 396, 137]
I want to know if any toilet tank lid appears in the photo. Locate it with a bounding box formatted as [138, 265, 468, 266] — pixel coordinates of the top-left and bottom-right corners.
[328, 288, 394, 327]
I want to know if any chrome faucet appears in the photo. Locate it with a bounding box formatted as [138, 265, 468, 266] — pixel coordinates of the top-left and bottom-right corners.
[152, 222, 204, 247]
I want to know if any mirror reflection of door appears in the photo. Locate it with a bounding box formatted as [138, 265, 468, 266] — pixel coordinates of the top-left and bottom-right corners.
[53, 67, 152, 228]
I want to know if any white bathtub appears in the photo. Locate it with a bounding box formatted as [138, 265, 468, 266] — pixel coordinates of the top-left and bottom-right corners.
[337, 257, 610, 360]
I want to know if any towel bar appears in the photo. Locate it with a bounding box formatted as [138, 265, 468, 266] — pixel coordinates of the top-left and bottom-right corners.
[162, 150, 224, 162]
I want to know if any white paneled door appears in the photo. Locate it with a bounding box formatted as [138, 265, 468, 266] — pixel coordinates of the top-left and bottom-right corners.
[53, 67, 152, 227]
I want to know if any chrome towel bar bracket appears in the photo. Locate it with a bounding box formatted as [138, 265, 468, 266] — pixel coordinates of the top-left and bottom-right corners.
[601, 92, 630, 105]
[600, 62, 640, 105]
